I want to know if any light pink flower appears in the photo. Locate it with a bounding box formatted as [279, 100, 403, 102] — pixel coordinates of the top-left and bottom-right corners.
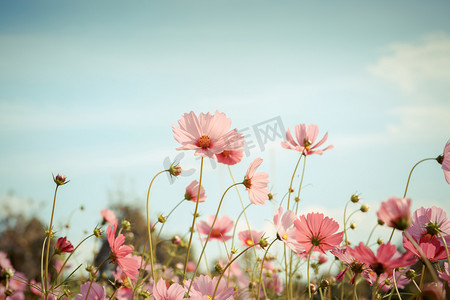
[438, 140, 450, 184]
[349, 242, 416, 276]
[378, 272, 409, 292]
[0, 251, 13, 271]
[74, 282, 107, 300]
[281, 124, 333, 156]
[216, 149, 244, 165]
[294, 212, 343, 254]
[407, 206, 450, 246]
[198, 215, 234, 241]
[189, 275, 234, 300]
[273, 207, 305, 254]
[243, 158, 270, 205]
[172, 111, 244, 158]
[184, 180, 206, 203]
[377, 197, 411, 230]
[238, 230, 264, 248]
[153, 279, 185, 300]
[101, 209, 118, 226]
[55, 237, 74, 254]
[107, 223, 140, 280]
[331, 247, 376, 285]
[402, 235, 447, 261]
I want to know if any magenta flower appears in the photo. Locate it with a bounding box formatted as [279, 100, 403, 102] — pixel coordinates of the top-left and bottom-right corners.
[437, 140, 450, 184]
[294, 212, 343, 254]
[152, 279, 185, 300]
[349, 242, 416, 276]
[74, 282, 107, 300]
[172, 111, 244, 158]
[376, 197, 411, 230]
[238, 230, 264, 248]
[331, 247, 376, 285]
[273, 207, 305, 254]
[407, 206, 450, 245]
[216, 149, 244, 165]
[184, 180, 206, 203]
[54, 237, 74, 255]
[198, 215, 234, 241]
[188, 275, 234, 300]
[107, 223, 140, 280]
[402, 235, 447, 261]
[101, 209, 118, 226]
[243, 158, 270, 205]
[281, 124, 333, 156]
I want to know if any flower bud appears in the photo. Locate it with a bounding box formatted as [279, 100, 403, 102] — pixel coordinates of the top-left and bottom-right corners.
[55, 237, 74, 255]
[350, 223, 356, 230]
[172, 235, 181, 245]
[360, 204, 370, 213]
[168, 163, 182, 177]
[3, 269, 14, 279]
[93, 227, 103, 238]
[53, 173, 69, 186]
[295, 196, 300, 202]
[377, 238, 383, 245]
[268, 193, 273, 200]
[85, 265, 94, 273]
[351, 193, 360, 203]
[64, 289, 71, 297]
[158, 215, 166, 223]
[406, 269, 417, 279]
[215, 263, 224, 274]
[231, 248, 237, 254]
[259, 237, 269, 248]
[377, 218, 385, 226]
[320, 279, 329, 289]
[141, 290, 151, 298]
[121, 220, 131, 231]
[4, 289, 14, 297]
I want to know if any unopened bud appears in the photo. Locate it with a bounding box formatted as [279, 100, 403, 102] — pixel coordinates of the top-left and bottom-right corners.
[294, 196, 300, 202]
[168, 163, 182, 177]
[45, 229, 54, 238]
[215, 263, 224, 274]
[158, 215, 166, 223]
[141, 290, 151, 298]
[172, 235, 181, 245]
[121, 220, 131, 231]
[360, 204, 370, 213]
[351, 193, 360, 203]
[53, 173, 69, 186]
[85, 265, 94, 273]
[378, 219, 385, 226]
[384, 278, 392, 286]
[350, 223, 356, 230]
[231, 248, 237, 254]
[377, 238, 383, 245]
[3, 269, 14, 279]
[93, 227, 103, 238]
[268, 193, 273, 200]
[406, 269, 417, 279]
[64, 289, 71, 297]
[289, 188, 294, 193]
[80, 205, 85, 211]
[259, 238, 269, 248]
[320, 279, 329, 289]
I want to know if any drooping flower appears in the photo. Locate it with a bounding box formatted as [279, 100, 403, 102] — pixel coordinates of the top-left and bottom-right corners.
[281, 124, 333, 156]
[437, 140, 450, 184]
[402, 235, 447, 261]
[273, 207, 305, 254]
[243, 158, 270, 205]
[101, 209, 118, 226]
[184, 180, 206, 203]
[198, 215, 234, 241]
[238, 230, 264, 248]
[216, 149, 244, 165]
[152, 279, 185, 300]
[54, 237, 74, 255]
[188, 274, 234, 300]
[74, 282, 107, 300]
[294, 212, 343, 254]
[331, 247, 376, 285]
[376, 197, 411, 231]
[349, 242, 416, 276]
[407, 206, 450, 246]
[172, 111, 244, 158]
[107, 223, 140, 280]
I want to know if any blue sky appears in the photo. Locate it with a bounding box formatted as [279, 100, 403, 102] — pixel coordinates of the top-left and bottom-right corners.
[1, 1, 449, 267]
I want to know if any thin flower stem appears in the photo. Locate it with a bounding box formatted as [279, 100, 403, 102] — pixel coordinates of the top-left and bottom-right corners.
[84, 258, 109, 300]
[403, 158, 435, 198]
[307, 248, 313, 299]
[230, 203, 253, 250]
[184, 157, 204, 281]
[145, 169, 167, 282]
[295, 155, 307, 213]
[44, 185, 59, 300]
[187, 182, 242, 295]
[319, 287, 324, 300]
[372, 276, 380, 300]
[418, 264, 426, 299]
[438, 232, 450, 269]
[40, 236, 47, 297]
[392, 268, 402, 300]
[343, 200, 351, 245]
[284, 245, 290, 300]
[411, 277, 421, 293]
[287, 155, 302, 211]
[404, 231, 439, 282]
[365, 224, 378, 246]
[256, 239, 277, 300]
[156, 198, 186, 241]
[388, 228, 396, 243]
[211, 243, 257, 299]
[353, 276, 358, 300]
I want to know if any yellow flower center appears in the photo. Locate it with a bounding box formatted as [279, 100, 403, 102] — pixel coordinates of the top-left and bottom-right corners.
[303, 139, 312, 151]
[246, 239, 254, 246]
[282, 233, 288, 240]
[221, 150, 232, 157]
[206, 296, 212, 300]
[198, 135, 211, 149]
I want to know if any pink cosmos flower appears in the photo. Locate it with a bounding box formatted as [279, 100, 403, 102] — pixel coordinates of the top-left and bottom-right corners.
[74, 282, 107, 300]
[402, 235, 447, 261]
[438, 262, 450, 286]
[350, 242, 416, 276]
[172, 111, 244, 158]
[331, 247, 376, 285]
[54, 237, 74, 254]
[273, 207, 305, 254]
[438, 140, 450, 184]
[107, 223, 140, 280]
[188, 275, 234, 300]
[101, 209, 118, 226]
[184, 180, 206, 203]
[281, 124, 333, 156]
[378, 272, 409, 292]
[376, 197, 411, 231]
[153, 279, 185, 300]
[216, 149, 244, 165]
[243, 158, 270, 205]
[294, 212, 343, 254]
[198, 215, 234, 241]
[407, 206, 450, 246]
[238, 230, 264, 248]
[29, 280, 57, 300]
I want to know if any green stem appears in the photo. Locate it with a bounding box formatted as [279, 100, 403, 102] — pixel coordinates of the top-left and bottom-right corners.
[44, 185, 59, 300]
[256, 239, 277, 300]
[365, 224, 378, 246]
[307, 248, 313, 299]
[183, 157, 204, 281]
[295, 155, 307, 214]
[156, 199, 186, 241]
[84, 258, 109, 300]
[388, 228, 395, 243]
[342, 200, 351, 245]
[403, 158, 435, 198]
[287, 155, 302, 211]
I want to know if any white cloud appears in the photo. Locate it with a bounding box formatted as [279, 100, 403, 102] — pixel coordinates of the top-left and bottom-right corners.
[368, 32, 450, 93]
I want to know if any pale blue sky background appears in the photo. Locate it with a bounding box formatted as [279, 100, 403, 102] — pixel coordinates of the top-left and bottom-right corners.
[1, 1, 449, 268]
